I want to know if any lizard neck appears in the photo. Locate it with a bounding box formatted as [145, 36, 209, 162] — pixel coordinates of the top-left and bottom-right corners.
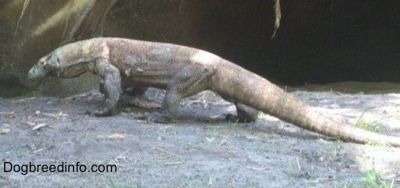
[54, 38, 108, 77]
[56, 39, 107, 64]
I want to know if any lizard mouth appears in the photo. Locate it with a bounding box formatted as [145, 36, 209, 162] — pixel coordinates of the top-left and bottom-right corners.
[28, 65, 47, 80]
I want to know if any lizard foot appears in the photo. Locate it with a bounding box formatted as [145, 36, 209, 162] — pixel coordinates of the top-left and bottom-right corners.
[147, 112, 172, 123]
[225, 113, 255, 123]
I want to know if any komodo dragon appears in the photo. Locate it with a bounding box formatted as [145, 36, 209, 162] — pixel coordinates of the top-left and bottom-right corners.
[28, 37, 400, 146]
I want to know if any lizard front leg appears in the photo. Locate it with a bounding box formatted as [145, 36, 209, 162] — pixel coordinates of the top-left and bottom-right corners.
[93, 59, 121, 116]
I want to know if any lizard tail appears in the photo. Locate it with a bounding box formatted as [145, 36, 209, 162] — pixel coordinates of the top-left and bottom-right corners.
[212, 60, 400, 147]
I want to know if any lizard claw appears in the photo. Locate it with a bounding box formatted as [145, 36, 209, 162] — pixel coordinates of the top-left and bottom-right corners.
[92, 108, 115, 116]
[147, 112, 171, 123]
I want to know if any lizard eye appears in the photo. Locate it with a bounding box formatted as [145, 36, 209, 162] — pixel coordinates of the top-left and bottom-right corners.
[38, 60, 47, 67]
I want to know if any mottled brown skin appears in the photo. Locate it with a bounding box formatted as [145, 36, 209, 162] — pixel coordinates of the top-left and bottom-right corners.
[28, 38, 400, 146]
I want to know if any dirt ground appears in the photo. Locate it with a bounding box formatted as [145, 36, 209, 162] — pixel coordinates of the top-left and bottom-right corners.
[1, 86, 400, 188]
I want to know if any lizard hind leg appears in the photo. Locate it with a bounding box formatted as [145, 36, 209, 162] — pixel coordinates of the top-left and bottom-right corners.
[122, 87, 161, 109]
[151, 65, 213, 123]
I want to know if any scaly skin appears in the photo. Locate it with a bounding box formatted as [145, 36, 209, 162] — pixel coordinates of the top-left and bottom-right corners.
[28, 37, 400, 146]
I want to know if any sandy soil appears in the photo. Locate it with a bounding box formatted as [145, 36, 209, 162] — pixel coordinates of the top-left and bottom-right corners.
[0, 88, 399, 187]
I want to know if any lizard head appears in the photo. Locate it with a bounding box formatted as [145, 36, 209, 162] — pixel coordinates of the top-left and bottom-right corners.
[28, 52, 62, 81]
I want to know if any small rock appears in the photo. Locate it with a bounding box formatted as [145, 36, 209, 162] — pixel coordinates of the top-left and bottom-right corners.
[0, 128, 11, 134]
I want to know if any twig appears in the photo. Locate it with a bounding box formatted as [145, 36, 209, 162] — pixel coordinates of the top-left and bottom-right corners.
[0, 111, 15, 117]
[247, 166, 269, 171]
[178, 0, 185, 14]
[296, 157, 302, 171]
[32, 123, 48, 131]
[271, 0, 281, 38]
[108, 150, 129, 166]
[41, 112, 68, 119]
[152, 147, 182, 159]
[15, 0, 31, 34]
[163, 161, 184, 166]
